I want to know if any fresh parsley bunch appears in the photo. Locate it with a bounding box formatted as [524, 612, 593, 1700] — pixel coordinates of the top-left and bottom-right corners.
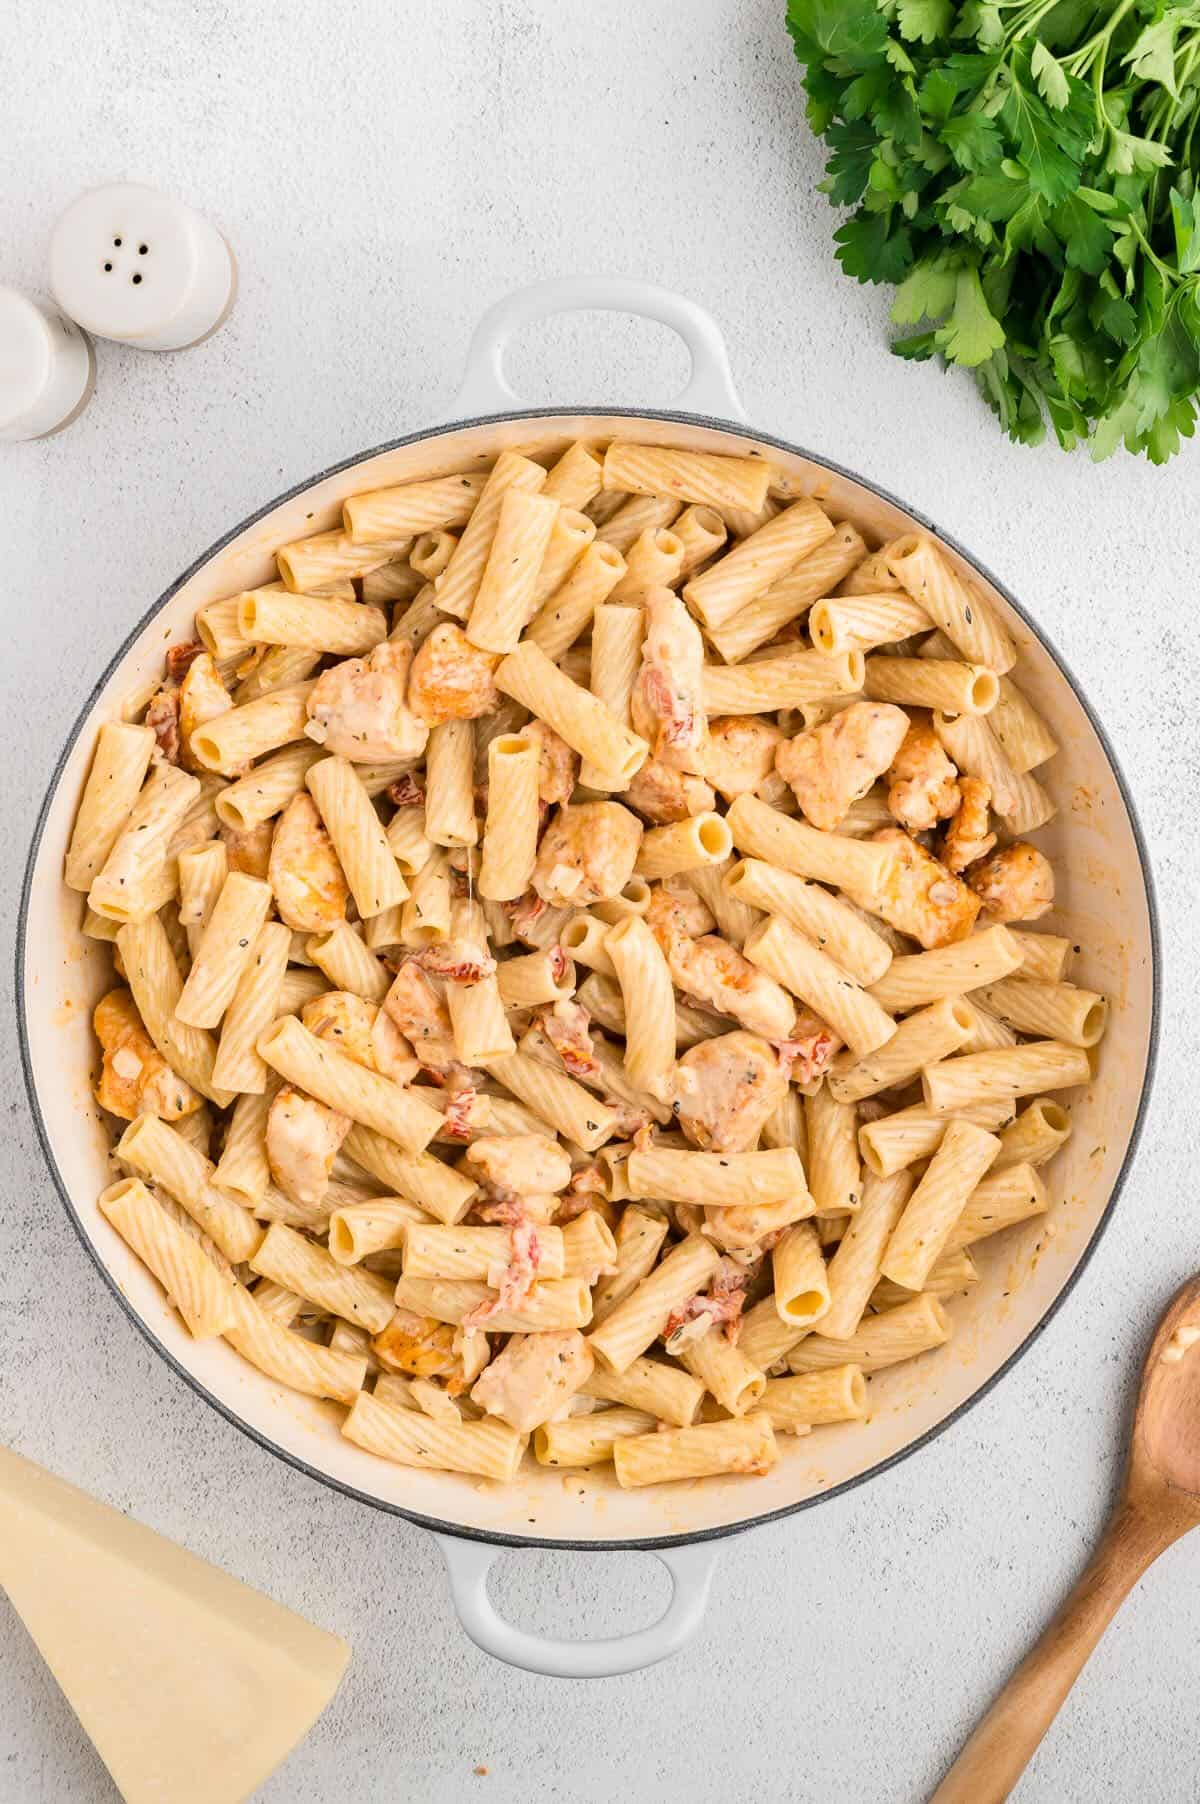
[786, 0, 1200, 461]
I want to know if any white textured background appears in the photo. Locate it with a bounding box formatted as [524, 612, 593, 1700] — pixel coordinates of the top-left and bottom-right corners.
[2, 2, 1198, 1799]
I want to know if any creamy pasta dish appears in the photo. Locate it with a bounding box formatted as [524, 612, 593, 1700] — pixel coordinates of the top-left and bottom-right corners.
[64, 438, 1105, 1490]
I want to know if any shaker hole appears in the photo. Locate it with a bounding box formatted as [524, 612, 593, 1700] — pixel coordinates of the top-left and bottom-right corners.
[132, 273, 143, 285]
[138, 243, 148, 254]
[113, 237, 122, 247]
[103, 263, 112, 272]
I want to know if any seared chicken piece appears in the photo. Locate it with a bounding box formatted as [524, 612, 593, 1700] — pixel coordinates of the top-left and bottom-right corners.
[702, 715, 784, 801]
[775, 702, 910, 832]
[373, 1307, 459, 1377]
[300, 990, 419, 1085]
[266, 1085, 350, 1206]
[645, 882, 715, 941]
[407, 622, 501, 724]
[941, 776, 996, 873]
[669, 1030, 789, 1153]
[144, 687, 182, 765]
[779, 1011, 840, 1086]
[535, 999, 601, 1081]
[521, 718, 578, 807]
[178, 652, 235, 771]
[93, 988, 202, 1120]
[630, 588, 708, 772]
[886, 715, 961, 833]
[382, 959, 457, 1069]
[306, 640, 429, 762]
[411, 938, 496, 985]
[222, 819, 275, 879]
[862, 826, 981, 949]
[703, 1195, 812, 1253]
[532, 802, 643, 908]
[661, 931, 795, 1041]
[464, 1134, 573, 1200]
[663, 1261, 748, 1351]
[966, 841, 1055, 922]
[470, 1329, 594, 1431]
[621, 757, 716, 823]
[269, 793, 348, 931]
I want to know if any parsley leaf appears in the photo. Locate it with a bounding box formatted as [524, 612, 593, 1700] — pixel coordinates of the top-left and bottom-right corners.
[834, 210, 915, 282]
[935, 266, 1006, 364]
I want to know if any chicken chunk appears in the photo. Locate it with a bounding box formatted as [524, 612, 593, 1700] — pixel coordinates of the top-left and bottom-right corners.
[535, 999, 601, 1081]
[669, 1031, 789, 1153]
[531, 802, 643, 908]
[411, 938, 496, 985]
[861, 827, 981, 949]
[306, 640, 429, 762]
[144, 687, 182, 766]
[470, 1329, 594, 1432]
[407, 622, 501, 724]
[941, 776, 996, 873]
[300, 990, 419, 1085]
[621, 757, 716, 824]
[645, 882, 715, 941]
[662, 932, 796, 1041]
[382, 959, 457, 1069]
[93, 988, 202, 1120]
[464, 1134, 573, 1200]
[775, 702, 910, 832]
[521, 718, 578, 807]
[630, 588, 708, 772]
[269, 793, 348, 931]
[886, 715, 961, 833]
[779, 1011, 840, 1086]
[179, 652, 235, 771]
[702, 716, 784, 802]
[966, 841, 1055, 923]
[702, 1193, 813, 1253]
[266, 1085, 350, 1206]
[663, 1262, 748, 1351]
[372, 1307, 458, 1378]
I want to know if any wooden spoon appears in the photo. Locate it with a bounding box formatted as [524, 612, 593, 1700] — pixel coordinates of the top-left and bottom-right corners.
[931, 1276, 1200, 1804]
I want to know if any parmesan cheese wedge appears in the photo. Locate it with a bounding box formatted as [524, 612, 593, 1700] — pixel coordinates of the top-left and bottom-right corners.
[0, 1447, 349, 1802]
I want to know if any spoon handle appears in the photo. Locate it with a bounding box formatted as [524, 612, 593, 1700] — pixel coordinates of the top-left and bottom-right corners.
[930, 1500, 1175, 1804]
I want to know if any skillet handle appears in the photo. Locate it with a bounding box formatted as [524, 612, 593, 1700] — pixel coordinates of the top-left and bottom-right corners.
[433, 1532, 720, 1677]
[452, 276, 746, 423]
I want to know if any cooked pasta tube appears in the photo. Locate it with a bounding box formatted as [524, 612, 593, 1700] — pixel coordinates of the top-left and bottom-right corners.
[237, 589, 387, 655]
[583, 1355, 705, 1427]
[587, 1235, 720, 1373]
[626, 1147, 809, 1210]
[762, 1087, 808, 1160]
[495, 949, 575, 1009]
[327, 1195, 429, 1263]
[683, 499, 834, 628]
[957, 997, 1018, 1053]
[342, 1124, 477, 1225]
[176, 872, 273, 1028]
[343, 472, 487, 542]
[478, 734, 540, 901]
[970, 977, 1108, 1049]
[857, 1098, 1016, 1179]
[672, 504, 728, 576]
[705, 523, 865, 663]
[399, 847, 451, 946]
[87, 762, 199, 922]
[607, 526, 684, 602]
[424, 721, 478, 848]
[727, 794, 897, 897]
[210, 921, 291, 1092]
[306, 756, 408, 916]
[233, 648, 321, 706]
[466, 489, 560, 653]
[433, 451, 548, 620]
[1011, 931, 1074, 983]
[922, 1042, 1091, 1112]
[483, 1051, 617, 1152]
[702, 648, 862, 715]
[788, 1293, 949, 1374]
[744, 915, 896, 1060]
[99, 1177, 236, 1338]
[306, 922, 390, 1002]
[257, 1015, 441, 1151]
[393, 1275, 592, 1332]
[389, 584, 447, 647]
[542, 441, 604, 510]
[761, 1365, 867, 1431]
[885, 534, 1016, 673]
[561, 1211, 619, 1283]
[225, 1282, 366, 1402]
[409, 530, 459, 581]
[214, 743, 325, 834]
[994, 1097, 1072, 1170]
[805, 1086, 861, 1217]
[534, 1408, 657, 1468]
[725, 860, 892, 986]
[196, 594, 256, 661]
[827, 996, 974, 1103]
[177, 840, 228, 958]
[772, 1221, 831, 1328]
[524, 539, 627, 662]
[526, 507, 596, 612]
[65, 722, 157, 891]
[989, 675, 1059, 772]
[880, 1120, 1001, 1290]
[945, 1162, 1049, 1250]
[595, 494, 681, 553]
[679, 1326, 767, 1416]
[864, 657, 998, 716]
[736, 1296, 806, 1372]
[117, 916, 233, 1107]
[579, 602, 645, 789]
[189, 682, 315, 775]
[871, 1247, 979, 1311]
[819, 1169, 915, 1342]
[115, 1115, 262, 1265]
[868, 926, 1022, 1013]
[613, 1413, 777, 1487]
[602, 443, 770, 513]
[211, 1087, 272, 1204]
[250, 1221, 395, 1333]
[600, 915, 676, 1096]
[589, 1207, 670, 1327]
[276, 529, 412, 591]
[635, 813, 733, 881]
[402, 1222, 565, 1283]
[496, 640, 648, 786]
[447, 975, 515, 1064]
[344, 1392, 523, 1479]
[808, 592, 931, 656]
[385, 805, 435, 877]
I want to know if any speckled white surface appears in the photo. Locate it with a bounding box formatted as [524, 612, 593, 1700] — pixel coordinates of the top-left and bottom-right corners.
[2, 2, 1198, 1799]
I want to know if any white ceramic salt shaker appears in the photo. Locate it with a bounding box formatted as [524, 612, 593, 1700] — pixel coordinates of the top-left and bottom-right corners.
[49, 182, 235, 352]
[0, 287, 95, 442]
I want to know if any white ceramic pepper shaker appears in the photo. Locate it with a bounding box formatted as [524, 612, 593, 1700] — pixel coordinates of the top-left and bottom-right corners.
[49, 182, 236, 352]
[0, 287, 95, 441]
